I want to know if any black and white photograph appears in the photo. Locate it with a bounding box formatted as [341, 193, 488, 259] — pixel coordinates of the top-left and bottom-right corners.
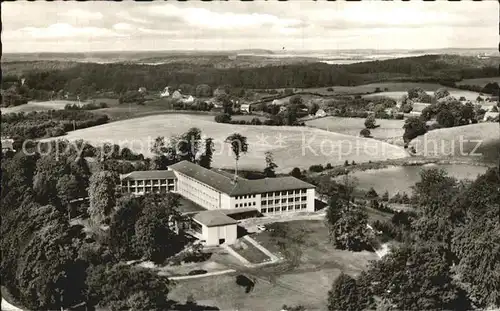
[1, 1, 499, 310]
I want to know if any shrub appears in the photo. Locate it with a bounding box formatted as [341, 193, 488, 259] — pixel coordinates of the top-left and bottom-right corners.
[344, 160, 349, 167]
[327, 87, 334, 92]
[214, 113, 231, 123]
[309, 164, 324, 172]
[325, 163, 333, 169]
[360, 128, 371, 137]
[364, 115, 377, 129]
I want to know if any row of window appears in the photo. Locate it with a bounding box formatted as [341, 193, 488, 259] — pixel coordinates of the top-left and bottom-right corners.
[123, 179, 175, 186]
[235, 194, 256, 200]
[235, 202, 256, 208]
[262, 189, 307, 197]
[261, 196, 307, 205]
[178, 179, 218, 209]
[127, 185, 175, 193]
[261, 204, 307, 213]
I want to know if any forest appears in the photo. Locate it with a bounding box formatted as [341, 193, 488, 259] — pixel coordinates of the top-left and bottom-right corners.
[2, 55, 499, 100]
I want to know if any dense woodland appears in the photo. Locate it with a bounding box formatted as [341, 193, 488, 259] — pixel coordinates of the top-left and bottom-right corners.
[2, 55, 499, 100]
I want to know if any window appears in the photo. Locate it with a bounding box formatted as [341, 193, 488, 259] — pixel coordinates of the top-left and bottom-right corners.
[275, 199, 280, 204]
[262, 193, 267, 198]
[268, 207, 274, 213]
[302, 196, 307, 201]
[236, 203, 239, 208]
[288, 198, 293, 202]
[288, 206, 294, 211]
[295, 197, 300, 202]
[281, 198, 286, 203]
[281, 206, 287, 211]
[295, 205, 301, 210]
[301, 189, 307, 194]
[281, 191, 286, 196]
[261, 208, 267, 213]
[267, 200, 273, 205]
[274, 191, 280, 196]
[262, 201, 267, 205]
[244, 203, 247, 207]
[301, 204, 307, 209]
[253, 202, 256, 206]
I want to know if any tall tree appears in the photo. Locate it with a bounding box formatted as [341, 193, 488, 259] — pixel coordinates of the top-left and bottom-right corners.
[263, 151, 278, 177]
[225, 133, 248, 179]
[328, 273, 366, 311]
[88, 171, 116, 224]
[198, 137, 215, 169]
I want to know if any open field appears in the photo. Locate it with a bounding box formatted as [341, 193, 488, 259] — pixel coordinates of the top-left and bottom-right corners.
[300, 82, 446, 95]
[231, 115, 269, 122]
[57, 114, 409, 173]
[170, 220, 378, 310]
[456, 77, 500, 86]
[305, 116, 405, 140]
[1, 100, 84, 114]
[409, 122, 499, 163]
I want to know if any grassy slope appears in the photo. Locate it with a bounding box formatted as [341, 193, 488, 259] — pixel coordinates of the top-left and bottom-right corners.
[409, 123, 499, 162]
[57, 114, 408, 173]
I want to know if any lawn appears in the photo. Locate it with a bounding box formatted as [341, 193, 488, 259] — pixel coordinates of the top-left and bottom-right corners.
[229, 239, 271, 264]
[456, 77, 500, 86]
[409, 122, 499, 162]
[363, 89, 485, 102]
[305, 116, 405, 140]
[1, 100, 84, 114]
[57, 114, 409, 173]
[231, 115, 269, 122]
[169, 219, 378, 310]
[301, 82, 446, 95]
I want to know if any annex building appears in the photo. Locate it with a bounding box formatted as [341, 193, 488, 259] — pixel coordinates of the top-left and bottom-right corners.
[120, 160, 316, 245]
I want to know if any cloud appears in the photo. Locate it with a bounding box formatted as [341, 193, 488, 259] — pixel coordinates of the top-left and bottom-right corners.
[14, 23, 123, 39]
[116, 11, 152, 24]
[146, 5, 303, 30]
[113, 23, 134, 31]
[59, 9, 103, 20]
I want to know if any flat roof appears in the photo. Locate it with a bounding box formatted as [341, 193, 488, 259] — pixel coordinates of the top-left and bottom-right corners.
[169, 161, 314, 196]
[193, 210, 238, 227]
[178, 197, 207, 215]
[120, 170, 176, 181]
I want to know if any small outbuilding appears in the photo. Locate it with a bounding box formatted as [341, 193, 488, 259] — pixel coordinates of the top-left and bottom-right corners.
[191, 210, 238, 246]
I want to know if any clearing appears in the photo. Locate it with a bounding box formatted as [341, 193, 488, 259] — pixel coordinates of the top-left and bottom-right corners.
[305, 116, 405, 143]
[57, 114, 409, 173]
[169, 220, 378, 310]
[300, 82, 446, 95]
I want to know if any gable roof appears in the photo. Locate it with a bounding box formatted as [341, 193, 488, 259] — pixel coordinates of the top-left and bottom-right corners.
[169, 161, 314, 196]
[193, 210, 238, 227]
[120, 170, 176, 181]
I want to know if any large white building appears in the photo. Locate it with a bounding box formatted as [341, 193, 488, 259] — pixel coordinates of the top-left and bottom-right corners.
[119, 160, 316, 245]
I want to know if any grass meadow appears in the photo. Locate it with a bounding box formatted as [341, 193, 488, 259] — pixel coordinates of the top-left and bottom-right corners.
[305, 116, 405, 140]
[57, 114, 408, 173]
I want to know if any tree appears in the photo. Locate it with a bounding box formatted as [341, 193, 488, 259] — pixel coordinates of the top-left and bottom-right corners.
[250, 117, 262, 125]
[88, 171, 116, 224]
[407, 87, 426, 100]
[308, 101, 319, 115]
[198, 138, 214, 169]
[400, 102, 413, 113]
[359, 128, 371, 137]
[290, 167, 303, 179]
[109, 195, 143, 259]
[491, 105, 498, 112]
[436, 109, 455, 127]
[476, 96, 484, 102]
[328, 273, 367, 311]
[225, 133, 248, 178]
[134, 193, 185, 262]
[85, 264, 172, 310]
[403, 116, 427, 143]
[289, 95, 303, 106]
[363, 244, 469, 311]
[263, 151, 278, 178]
[434, 88, 450, 100]
[56, 174, 80, 219]
[195, 84, 212, 97]
[177, 127, 202, 163]
[364, 115, 377, 129]
[366, 187, 378, 199]
[382, 191, 389, 202]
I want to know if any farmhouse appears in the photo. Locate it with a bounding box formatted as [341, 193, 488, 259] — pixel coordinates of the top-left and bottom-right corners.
[119, 161, 316, 245]
[315, 109, 326, 117]
[1, 138, 15, 153]
[240, 103, 251, 113]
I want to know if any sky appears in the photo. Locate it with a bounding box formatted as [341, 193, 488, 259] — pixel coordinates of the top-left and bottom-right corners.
[2, 1, 498, 53]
